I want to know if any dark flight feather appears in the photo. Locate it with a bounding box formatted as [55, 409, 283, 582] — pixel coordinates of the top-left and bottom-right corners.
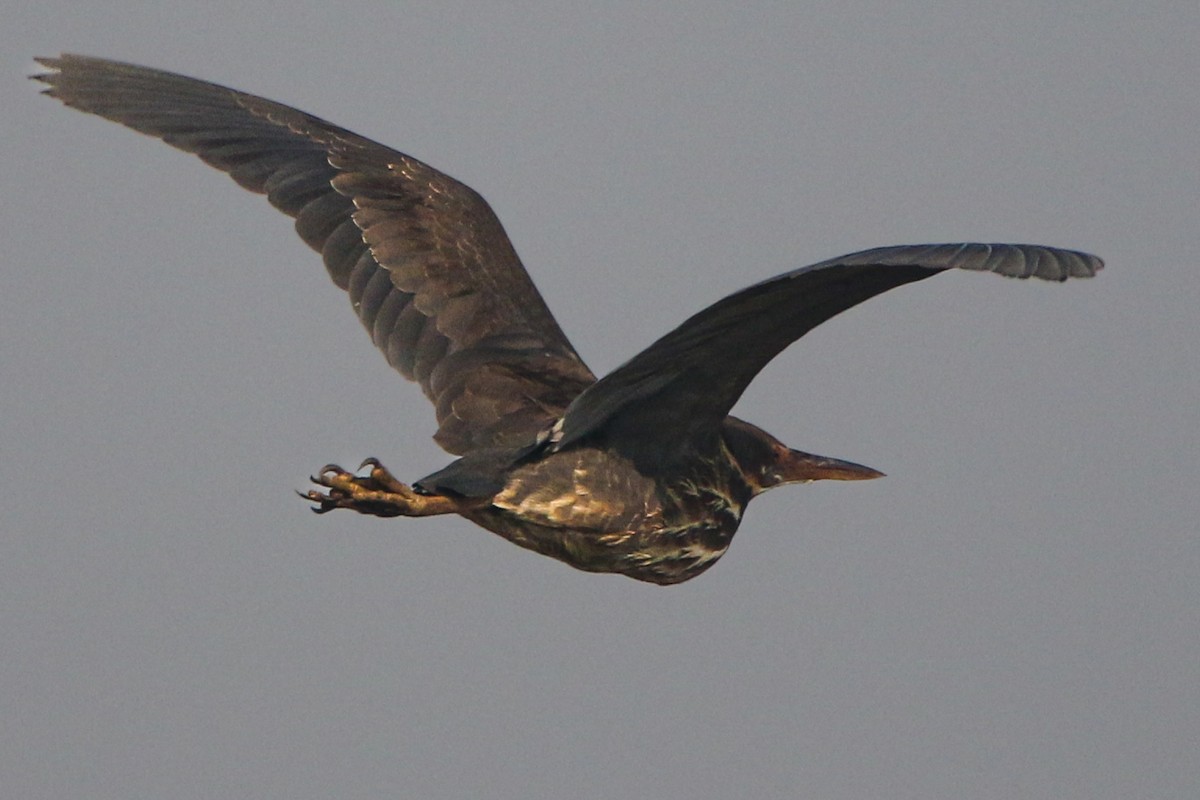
[34, 54, 594, 454]
[555, 244, 1102, 462]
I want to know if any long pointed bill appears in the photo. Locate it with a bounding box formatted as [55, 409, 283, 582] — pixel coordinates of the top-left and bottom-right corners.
[782, 449, 886, 482]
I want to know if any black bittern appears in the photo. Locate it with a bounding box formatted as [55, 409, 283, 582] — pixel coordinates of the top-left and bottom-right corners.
[36, 55, 1101, 585]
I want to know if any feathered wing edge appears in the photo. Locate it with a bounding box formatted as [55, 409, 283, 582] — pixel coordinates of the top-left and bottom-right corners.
[553, 243, 1102, 466]
[34, 53, 594, 454]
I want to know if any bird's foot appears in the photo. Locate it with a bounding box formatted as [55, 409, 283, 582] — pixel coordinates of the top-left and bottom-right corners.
[301, 458, 456, 518]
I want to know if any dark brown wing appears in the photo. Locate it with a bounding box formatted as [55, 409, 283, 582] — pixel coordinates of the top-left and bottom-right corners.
[555, 243, 1102, 465]
[35, 54, 595, 454]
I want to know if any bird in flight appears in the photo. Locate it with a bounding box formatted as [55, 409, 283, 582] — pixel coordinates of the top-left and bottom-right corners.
[35, 54, 1101, 585]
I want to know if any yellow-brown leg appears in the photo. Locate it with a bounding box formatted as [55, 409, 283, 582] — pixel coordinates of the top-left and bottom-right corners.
[301, 458, 459, 518]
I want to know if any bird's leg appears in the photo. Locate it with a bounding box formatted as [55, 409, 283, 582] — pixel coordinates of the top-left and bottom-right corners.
[301, 458, 458, 518]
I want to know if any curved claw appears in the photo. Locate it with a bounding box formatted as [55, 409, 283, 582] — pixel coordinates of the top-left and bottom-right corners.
[359, 457, 382, 472]
[298, 487, 335, 514]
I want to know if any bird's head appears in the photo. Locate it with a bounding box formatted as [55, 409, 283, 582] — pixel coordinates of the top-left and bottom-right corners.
[722, 418, 885, 495]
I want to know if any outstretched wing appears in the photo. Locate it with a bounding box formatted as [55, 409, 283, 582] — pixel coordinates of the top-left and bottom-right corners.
[35, 54, 595, 454]
[555, 243, 1102, 462]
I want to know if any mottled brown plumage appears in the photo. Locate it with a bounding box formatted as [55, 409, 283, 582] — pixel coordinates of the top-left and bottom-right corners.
[36, 55, 1102, 584]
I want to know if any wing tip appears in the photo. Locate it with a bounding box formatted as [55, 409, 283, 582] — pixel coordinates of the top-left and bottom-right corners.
[830, 242, 1104, 282]
[29, 55, 62, 90]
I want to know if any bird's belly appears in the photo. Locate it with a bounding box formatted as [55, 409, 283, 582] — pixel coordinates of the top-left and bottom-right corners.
[466, 506, 741, 585]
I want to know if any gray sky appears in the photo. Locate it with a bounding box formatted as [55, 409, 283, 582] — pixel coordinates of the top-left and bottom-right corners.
[4, 3, 1197, 798]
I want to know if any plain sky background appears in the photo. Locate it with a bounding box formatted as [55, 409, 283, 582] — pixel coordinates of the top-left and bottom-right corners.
[3, 3, 1197, 799]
